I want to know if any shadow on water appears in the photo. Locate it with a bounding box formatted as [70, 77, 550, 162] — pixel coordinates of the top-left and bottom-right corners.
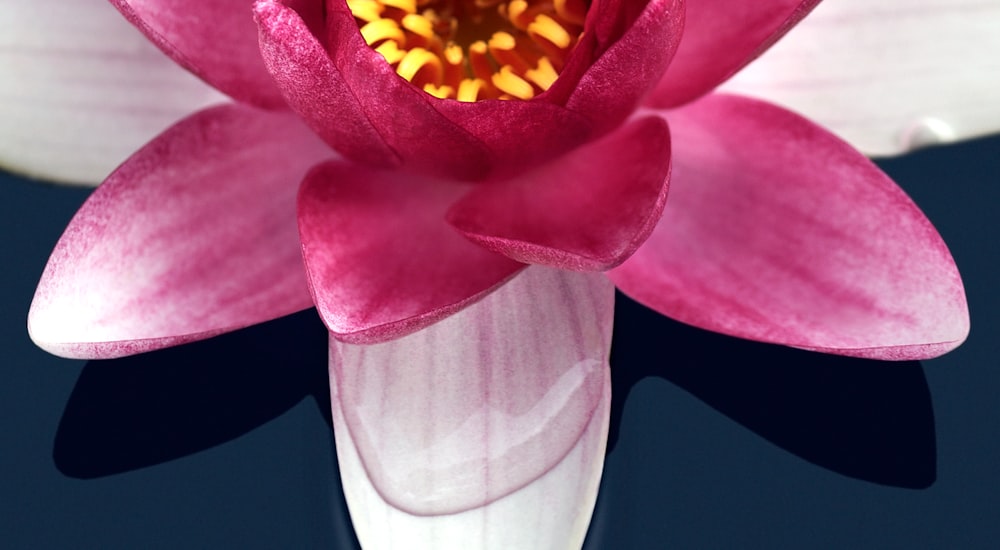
[606, 291, 936, 489]
[53, 295, 934, 550]
[53, 309, 330, 478]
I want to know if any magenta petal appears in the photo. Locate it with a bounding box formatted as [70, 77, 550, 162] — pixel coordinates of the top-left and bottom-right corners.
[447, 116, 671, 271]
[329, 267, 612, 535]
[254, 0, 401, 169]
[563, 0, 684, 134]
[646, 0, 820, 108]
[297, 161, 524, 344]
[432, 99, 593, 181]
[28, 104, 332, 359]
[610, 94, 969, 360]
[255, 0, 493, 179]
[110, 0, 292, 108]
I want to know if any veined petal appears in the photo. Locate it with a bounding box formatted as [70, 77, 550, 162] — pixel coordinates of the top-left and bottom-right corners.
[447, 116, 671, 271]
[28, 104, 333, 359]
[329, 266, 612, 548]
[720, 0, 1000, 155]
[0, 0, 225, 185]
[610, 94, 969, 360]
[297, 161, 524, 344]
[647, 0, 821, 108]
[110, 0, 298, 108]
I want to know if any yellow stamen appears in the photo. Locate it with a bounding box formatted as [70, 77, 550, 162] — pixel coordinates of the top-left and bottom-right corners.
[457, 78, 488, 102]
[401, 13, 436, 39]
[375, 41, 407, 64]
[347, 0, 385, 22]
[554, 0, 587, 26]
[423, 83, 455, 98]
[507, 0, 529, 28]
[350, 0, 589, 101]
[527, 14, 572, 49]
[525, 57, 558, 90]
[444, 43, 465, 65]
[492, 65, 534, 99]
[468, 41, 496, 83]
[488, 32, 531, 73]
[360, 19, 406, 46]
[396, 47, 444, 84]
[382, 0, 418, 13]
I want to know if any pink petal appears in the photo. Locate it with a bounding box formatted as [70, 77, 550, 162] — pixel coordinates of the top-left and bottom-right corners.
[430, 99, 593, 182]
[447, 116, 672, 271]
[646, 0, 821, 108]
[720, 0, 1000, 155]
[110, 0, 296, 108]
[0, 0, 225, 185]
[329, 266, 612, 547]
[297, 161, 524, 344]
[609, 94, 969, 360]
[28, 104, 333, 359]
[560, 0, 684, 135]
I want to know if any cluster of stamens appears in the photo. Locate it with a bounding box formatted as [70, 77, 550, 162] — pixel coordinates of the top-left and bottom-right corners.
[347, 0, 588, 101]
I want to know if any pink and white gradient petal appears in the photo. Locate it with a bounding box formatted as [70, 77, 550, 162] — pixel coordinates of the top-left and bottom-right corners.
[610, 94, 969, 360]
[329, 266, 612, 548]
[0, 0, 224, 185]
[28, 104, 333, 358]
[720, 0, 1000, 155]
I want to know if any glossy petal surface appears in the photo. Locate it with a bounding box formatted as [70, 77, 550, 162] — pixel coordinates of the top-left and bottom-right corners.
[297, 162, 524, 344]
[329, 266, 612, 548]
[29, 105, 332, 358]
[720, 0, 1000, 155]
[0, 0, 224, 184]
[648, 0, 820, 107]
[610, 94, 969, 360]
[448, 116, 672, 271]
[111, 0, 290, 107]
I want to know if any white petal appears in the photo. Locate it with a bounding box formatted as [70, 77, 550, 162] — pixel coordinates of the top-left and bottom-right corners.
[720, 0, 1000, 155]
[329, 266, 613, 549]
[0, 0, 226, 185]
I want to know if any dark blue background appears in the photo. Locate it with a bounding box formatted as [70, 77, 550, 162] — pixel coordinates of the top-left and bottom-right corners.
[2, 133, 998, 548]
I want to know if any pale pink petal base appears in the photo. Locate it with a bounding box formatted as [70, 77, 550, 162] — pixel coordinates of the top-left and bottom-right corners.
[720, 0, 1000, 155]
[611, 94, 969, 360]
[0, 0, 225, 184]
[329, 267, 613, 548]
[28, 104, 333, 358]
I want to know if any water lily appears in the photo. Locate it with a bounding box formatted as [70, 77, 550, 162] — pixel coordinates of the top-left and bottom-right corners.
[3, 0, 993, 548]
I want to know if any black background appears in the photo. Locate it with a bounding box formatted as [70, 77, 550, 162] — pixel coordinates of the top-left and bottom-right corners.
[2, 133, 998, 548]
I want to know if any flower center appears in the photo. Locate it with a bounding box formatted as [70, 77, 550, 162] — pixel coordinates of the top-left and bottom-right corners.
[347, 0, 588, 101]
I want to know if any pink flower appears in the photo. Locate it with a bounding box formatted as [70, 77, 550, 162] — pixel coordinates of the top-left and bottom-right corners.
[5, 0, 988, 547]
